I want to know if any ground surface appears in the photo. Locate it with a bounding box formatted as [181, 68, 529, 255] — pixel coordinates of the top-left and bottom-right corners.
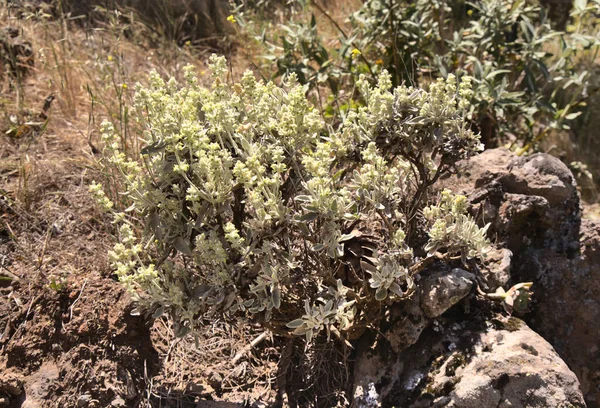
[0, 113, 280, 407]
[0, 4, 281, 406]
[1, 2, 599, 407]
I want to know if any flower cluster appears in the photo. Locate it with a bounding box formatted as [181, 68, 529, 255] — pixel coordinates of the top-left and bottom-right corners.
[424, 189, 491, 260]
[94, 56, 490, 343]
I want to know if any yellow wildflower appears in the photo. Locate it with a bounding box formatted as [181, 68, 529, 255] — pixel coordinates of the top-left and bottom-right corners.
[227, 15, 236, 24]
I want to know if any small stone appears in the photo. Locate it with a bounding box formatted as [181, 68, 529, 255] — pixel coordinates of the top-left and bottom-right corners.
[110, 396, 126, 407]
[420, 269, 475, 319]
[77, 394, 92, 407]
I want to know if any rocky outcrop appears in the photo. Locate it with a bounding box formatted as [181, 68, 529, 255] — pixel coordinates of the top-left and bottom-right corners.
[384, 268, 475, 354]
[444, 148, 600, 407]
[352, 148, 598, 407]
[446, 148, 580, 255]
[353, 314, 586, 407]
[517, 219, 600, 407]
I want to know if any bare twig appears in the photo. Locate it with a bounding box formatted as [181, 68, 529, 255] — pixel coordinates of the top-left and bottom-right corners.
[69, 278, 88, 321]
[231, 331, 268, 365]
[0, 256, 21, 281]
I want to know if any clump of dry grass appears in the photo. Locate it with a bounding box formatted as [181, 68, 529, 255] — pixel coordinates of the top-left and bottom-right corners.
[0, 1, 275, 406]
[147, 318, 280, 405]
[14, 0, 233, 48]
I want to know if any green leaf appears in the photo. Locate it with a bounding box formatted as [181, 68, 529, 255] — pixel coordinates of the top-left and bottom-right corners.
[312, 243, 325, 252]
[286, 319, 304, 329]
[152, 307, 165, 319]
[175, 324, 191, 338]
[297, 212, 319, 222]
[375, 287, 388, 301]
[339, 233, 356, 242]
[294, 195, 312, 203]
[173, 237, 193, 256]
[272, 286, 281, 309]
[565, 111, 582, 120]
[485, 69, 511, 80]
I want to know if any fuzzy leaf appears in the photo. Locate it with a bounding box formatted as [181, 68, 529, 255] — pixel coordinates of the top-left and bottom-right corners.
[375, 287, 388, 301]
[286, 319, 305, 329]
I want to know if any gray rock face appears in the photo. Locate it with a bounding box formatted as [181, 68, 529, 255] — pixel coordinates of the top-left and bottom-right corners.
[517, 220, 600, 408]
[432, 323, 584, 408]
[420, 269, 475, 319]
[353, 315, 586, 408]
[444, 148, 600, 407]
[446, 148, 580, 254]
[385, 268, 475, 353]
[480, 248, 512, 291]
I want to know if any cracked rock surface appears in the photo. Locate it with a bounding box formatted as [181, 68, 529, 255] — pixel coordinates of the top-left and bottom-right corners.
[447, 148, 599, 406]
[353, 314, 585, 407]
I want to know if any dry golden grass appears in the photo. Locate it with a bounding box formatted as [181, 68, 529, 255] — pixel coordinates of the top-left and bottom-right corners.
[0, 3, 277, 406]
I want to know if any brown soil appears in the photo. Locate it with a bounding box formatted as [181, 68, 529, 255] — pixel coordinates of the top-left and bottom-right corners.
[0, 4, 278, 407]
[0, 117, 280, 407]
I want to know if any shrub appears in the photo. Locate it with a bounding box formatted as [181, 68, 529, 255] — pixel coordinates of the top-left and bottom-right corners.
[351, 0, 600, 150]
[93, 55, 490, 344]
[237, 0, 600, 151]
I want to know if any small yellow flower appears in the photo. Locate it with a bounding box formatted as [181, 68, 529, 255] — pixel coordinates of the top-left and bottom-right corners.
[375, 59, 383, 65]
[122, 83, 128, 89]
[227, 15, 236, 24]
[351, 49, 361, 59]
[107, 55, 114, 62]
[467, 9, 473, 16]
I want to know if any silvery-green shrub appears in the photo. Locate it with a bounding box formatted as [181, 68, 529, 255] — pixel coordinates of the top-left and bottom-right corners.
[92, 55, 490, 342]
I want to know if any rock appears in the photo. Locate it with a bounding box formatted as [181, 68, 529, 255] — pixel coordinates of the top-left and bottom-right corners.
[354, 382, 381, 408]
[77, 394, 92, 407]
[21, 362, 59, 408]
[431, 322, 584, 408]
[515, 219, 600, 407]
[444, 148, 600, 406]
[385, 268, 475, 353]
[420, 269, 475, 319]
[353, 315, 586, 407]
[507, 153, 576, 206]
[480, 248, 512, 290]
[445, 148, 580, 254]
[110, 396, 126, 407]
[385, 291, 429, 354]
[0, 370, 23, 397]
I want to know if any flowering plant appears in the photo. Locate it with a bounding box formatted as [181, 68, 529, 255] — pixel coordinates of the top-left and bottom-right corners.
[93, 55, 489, 342]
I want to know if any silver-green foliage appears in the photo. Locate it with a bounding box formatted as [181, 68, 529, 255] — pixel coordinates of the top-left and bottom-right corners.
[92, 55, 490, 341]
[352, 0, 600, 148]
